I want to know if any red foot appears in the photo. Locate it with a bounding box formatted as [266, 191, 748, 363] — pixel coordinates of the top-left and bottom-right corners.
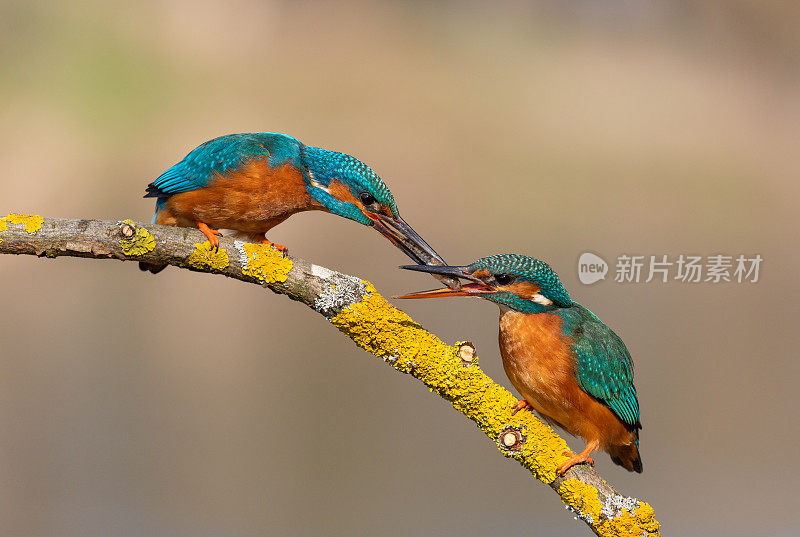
[259, 237, 288, 256]
[557, 440, 599, 475]
[511, 399, 532, 416]
[198, 222, 222, 249]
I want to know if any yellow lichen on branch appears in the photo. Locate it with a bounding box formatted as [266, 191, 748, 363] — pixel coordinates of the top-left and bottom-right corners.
[332, 284, 569, 482]
[558, 479, 660, 536]
[0, 213, 44, 244]
[559, 478, 605, 520]
[119, 219, 156, 256]
[600, 502, 659, 537]
[187, 242, 230, 271]
[4, 213, 44, 233]
[235, 241, 293, 283]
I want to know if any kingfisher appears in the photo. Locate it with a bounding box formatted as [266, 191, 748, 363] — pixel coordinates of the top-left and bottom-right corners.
[397, 254, 642, 474]
[141, 132, 453, 280]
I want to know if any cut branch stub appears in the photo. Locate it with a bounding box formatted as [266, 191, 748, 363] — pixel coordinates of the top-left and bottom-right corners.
[499, 425, 526, 452]
[457, 341, 477, 367]
[119, 221, 136, 238]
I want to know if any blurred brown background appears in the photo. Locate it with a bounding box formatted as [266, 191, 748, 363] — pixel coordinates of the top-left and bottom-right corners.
[1, 1, 798, 535]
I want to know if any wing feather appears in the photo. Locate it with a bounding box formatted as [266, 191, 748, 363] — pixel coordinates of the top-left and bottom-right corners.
[145, 133, 302, 197]
[567, 306, 641, 428]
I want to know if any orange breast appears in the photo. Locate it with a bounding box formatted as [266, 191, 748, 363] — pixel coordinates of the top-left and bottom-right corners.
[158, 160, 323, 233]
[498, 310, 632, 449]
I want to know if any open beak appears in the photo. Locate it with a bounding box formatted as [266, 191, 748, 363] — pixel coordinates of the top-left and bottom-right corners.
[395, 264, 495, 299]
[370, 213, 461, 290]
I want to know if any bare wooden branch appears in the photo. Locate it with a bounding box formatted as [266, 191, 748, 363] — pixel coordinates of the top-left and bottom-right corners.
[0, 213, 660, 537]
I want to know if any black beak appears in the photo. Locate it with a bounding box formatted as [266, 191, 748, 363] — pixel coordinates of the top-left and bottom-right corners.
[395, 264, 495, 299]
[371, 214, 460, 289]
[399, 264, 475, 280]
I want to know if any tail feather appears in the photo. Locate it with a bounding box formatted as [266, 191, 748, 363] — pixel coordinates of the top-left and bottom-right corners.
[143, 182, 165, 198]
[142, 189, 166, 273]
[609, 433, 643, 473]
[139, 261, 167, 274]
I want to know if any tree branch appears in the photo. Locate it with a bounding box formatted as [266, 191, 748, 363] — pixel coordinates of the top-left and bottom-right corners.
[0, 213, 660, 537]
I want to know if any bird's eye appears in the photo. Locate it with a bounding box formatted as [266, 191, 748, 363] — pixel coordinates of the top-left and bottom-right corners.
[495, 273, 514, 285]
[360, 193, 376, 206]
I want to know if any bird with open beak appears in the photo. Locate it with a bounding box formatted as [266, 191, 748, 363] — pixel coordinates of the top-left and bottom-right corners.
[397, 254, 642, 474]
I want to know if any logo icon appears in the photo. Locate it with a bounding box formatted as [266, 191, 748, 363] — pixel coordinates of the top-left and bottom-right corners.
[578, 252, 608, 285]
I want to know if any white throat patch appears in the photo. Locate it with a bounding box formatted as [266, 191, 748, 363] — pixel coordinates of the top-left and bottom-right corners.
[306, 168, 327, 191]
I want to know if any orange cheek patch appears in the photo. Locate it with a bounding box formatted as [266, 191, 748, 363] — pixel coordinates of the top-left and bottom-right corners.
[501, 281, 542, 300]
[472, 269, 491, 279]
[328, 179, 385, 221]
[328, 179, 362, 207]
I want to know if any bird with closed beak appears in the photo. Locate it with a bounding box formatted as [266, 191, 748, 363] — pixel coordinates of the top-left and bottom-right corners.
[141, 132, 456, 288]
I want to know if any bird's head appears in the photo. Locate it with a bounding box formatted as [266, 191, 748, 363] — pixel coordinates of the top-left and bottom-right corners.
[397, 254, 572, 314]
[302, 145, 448, 268]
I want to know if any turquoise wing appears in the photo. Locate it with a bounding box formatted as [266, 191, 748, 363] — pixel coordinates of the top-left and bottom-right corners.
[146, 132, 302, 196]
[567, 306, 641, 428]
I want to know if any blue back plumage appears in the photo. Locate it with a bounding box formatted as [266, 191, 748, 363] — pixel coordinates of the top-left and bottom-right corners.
[558, 305, 641, 428]
[149, 133, 303, 197]
[146, 133, 398, 228]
